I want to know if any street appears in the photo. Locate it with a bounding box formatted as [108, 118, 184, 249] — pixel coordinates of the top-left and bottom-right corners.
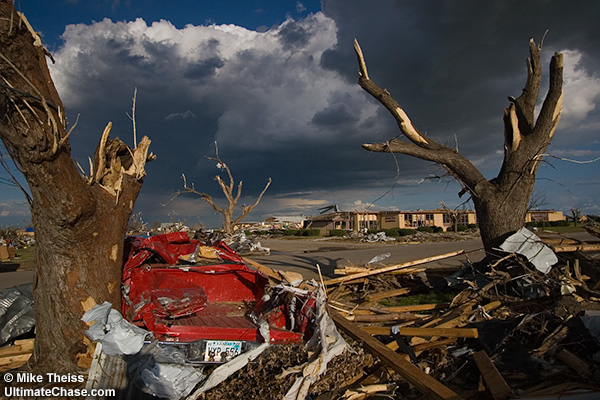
[249, 237, 486, 281]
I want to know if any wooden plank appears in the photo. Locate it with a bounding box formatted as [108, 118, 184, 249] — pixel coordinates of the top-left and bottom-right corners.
[473, 350, 512, 400]
[0, 353, 31, 371]
[328, 306, 464, 400]
[0, 339, 34, 371]
[349, 312, 423, 323]
[323, 250, 465, 286]
[400, 327, 478, 338]
[533, 325, 569, 357]
[551, 243, 600, 252]
[366, 288, 411, 302]
[412, 338, 457, 353]
[0, 339, 34, 357]
[371, 303, 442, 313]
[363, 326, 478, 338]
[243, 257, 284, 282]
[555, 348, 592, 379]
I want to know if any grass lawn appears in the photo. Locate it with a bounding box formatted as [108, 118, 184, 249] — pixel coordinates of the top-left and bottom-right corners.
[532, 223, 586, 234]
[3, 245, 36, 271]
[379, 290, 460, 307]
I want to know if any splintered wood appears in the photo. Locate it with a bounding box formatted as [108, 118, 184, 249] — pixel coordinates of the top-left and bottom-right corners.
[321, 243, 600, 400]
[0, 339, 33, 372]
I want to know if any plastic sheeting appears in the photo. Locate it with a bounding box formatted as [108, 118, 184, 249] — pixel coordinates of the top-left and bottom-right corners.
[81, 302, 150, 356]
[140, 362, 205, 400]
[0, 283, 35, 346]
[499, 227, 558, 274]
[283, 284, 348, 400]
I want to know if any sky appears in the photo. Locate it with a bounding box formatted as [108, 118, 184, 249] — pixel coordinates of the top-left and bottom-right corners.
[1, 0, 599, 229]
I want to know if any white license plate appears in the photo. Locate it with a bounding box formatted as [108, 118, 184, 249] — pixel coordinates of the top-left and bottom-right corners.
[204, 340, 242, 362]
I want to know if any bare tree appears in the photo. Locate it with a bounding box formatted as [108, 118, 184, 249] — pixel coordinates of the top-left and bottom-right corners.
[128, 211, 147, 234]
[571, 207, 582, 227]
[440, 201, 459, 232]
[356, 37, 563, 254]
[0, 2, 154, 372]
[528, 188, 549, 211]
[176, 146, 271, 234]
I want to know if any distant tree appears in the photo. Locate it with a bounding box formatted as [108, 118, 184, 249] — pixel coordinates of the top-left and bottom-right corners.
[440, 201, 459, 232]
[528, 188, 549, 211]
[0, 1, 154, 372]
[0, 146, 32, 202]
[571, 207, 582, 226]
[356, 37, 563, 254]
[127, 211, 147, 233]
[175, 145, 271, 235]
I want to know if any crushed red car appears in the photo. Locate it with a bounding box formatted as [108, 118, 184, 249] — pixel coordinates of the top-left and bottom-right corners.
[121, 232, 314, 364]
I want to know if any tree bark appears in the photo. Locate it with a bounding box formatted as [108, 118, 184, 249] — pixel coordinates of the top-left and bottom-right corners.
[357, 38, 562, 254]
[0, 1, 153, 372]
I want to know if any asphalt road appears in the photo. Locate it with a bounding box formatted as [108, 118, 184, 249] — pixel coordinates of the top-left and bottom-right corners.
[248, 230, 599, 281]
[0, 269, 34, 290]
[1, 230, 596, 289]
[249, 237, 486, 281]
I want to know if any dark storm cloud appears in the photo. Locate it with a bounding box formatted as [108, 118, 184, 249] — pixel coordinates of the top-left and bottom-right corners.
[277, 20, 311, 50]
[311, 102, 358, 127]
[320, 0, 600, 166]
[43, 1, 600, 226]
[183, 57, 225, 82]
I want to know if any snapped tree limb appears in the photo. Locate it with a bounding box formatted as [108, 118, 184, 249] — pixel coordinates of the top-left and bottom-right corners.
[355, 36, 563, 253]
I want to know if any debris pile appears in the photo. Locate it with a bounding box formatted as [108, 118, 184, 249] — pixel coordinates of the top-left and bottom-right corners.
[362, 232, 395, 243]
[2, 227, 600, 400]
[313, 228, 600, 399]
[225, 231, 271, 255]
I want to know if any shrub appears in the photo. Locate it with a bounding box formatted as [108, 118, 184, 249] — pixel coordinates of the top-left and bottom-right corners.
[417, 226, 435, 233]
[283, 229, 299, 236]
[328, 229, 349, 237]
[382, 229, 399, 237]
[397, 228, 417, 236]
[297, 229, 320, 236]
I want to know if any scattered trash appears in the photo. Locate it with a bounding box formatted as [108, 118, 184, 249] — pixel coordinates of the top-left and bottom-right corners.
[4, 228, 599, 400]
[226, 231, 271, 255]
[366, 252, 391, 265]
[0, 283, 34, 346]
[499, 227, 558, 274]
[81, 302, 150, 356]
[362, 232, 395, 242]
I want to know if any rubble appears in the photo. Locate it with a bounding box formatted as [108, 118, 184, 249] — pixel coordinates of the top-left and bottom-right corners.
[314, 231, 600, 399]
[362, 232, 395, 243]
[186, 229, 599, 399]
[225, 231, 271, 255]
[2, 228, 600, 400]
[0, 283, 34, 346]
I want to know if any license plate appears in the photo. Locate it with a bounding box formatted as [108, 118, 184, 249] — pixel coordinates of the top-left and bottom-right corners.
[204, 340, 242, 362]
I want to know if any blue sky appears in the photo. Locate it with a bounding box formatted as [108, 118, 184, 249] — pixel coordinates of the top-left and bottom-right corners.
[1, 0, 599, 228]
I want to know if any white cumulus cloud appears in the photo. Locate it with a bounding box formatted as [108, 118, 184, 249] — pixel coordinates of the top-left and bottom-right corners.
[560, 49, 600, 129]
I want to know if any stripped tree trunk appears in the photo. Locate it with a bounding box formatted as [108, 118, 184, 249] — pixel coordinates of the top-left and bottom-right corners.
[0, 1, 153, 372]
[356, 38, 563, 254]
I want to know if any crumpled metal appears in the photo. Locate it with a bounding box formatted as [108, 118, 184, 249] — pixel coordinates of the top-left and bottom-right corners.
[0, 283, 35, 346]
